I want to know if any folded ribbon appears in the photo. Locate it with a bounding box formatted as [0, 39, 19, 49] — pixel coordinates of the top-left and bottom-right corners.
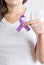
[16, 15, 30, 32]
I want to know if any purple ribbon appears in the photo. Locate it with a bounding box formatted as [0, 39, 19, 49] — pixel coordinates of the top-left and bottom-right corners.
[16, 15, 30, 32]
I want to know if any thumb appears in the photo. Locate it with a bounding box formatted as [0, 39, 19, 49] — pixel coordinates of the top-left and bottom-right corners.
[22, 20, 31, 26]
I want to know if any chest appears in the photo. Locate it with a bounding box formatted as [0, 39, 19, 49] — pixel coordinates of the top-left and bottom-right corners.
[0, 25, 36, 46]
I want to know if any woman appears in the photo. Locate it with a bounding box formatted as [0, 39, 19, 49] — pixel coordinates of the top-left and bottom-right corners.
[0, 0, 44, 65]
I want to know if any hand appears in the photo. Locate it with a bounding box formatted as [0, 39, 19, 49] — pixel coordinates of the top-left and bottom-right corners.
[22, 20, 44, 63]
[22, 19, 44, 35]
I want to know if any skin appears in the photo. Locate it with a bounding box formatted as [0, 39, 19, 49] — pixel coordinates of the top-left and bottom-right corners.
[4, 0, 26, 23]
[22, 20, 44, 63]
[4, 0, 44, 64]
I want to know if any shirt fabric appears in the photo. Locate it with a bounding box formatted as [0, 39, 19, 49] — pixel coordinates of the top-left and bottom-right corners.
[0, 8, 43, 65]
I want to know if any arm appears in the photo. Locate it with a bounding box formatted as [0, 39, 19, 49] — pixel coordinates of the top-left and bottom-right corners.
[22, 20, 44, 63]
[36, 34, 44, 63]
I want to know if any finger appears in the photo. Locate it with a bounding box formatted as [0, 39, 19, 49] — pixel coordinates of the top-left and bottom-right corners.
[22, 20, 39, 26]
[30, 23, 40, 28]
[32, 27, 42, 34]
[22, 22, 27, 26]
[27, 20, 39, 25]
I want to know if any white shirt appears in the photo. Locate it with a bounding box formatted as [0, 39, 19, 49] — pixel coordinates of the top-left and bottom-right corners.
[0, 8, 42, 65]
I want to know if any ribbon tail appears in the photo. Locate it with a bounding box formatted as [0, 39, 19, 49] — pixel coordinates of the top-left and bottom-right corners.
[16, 24, 23, 32]
[24, 26, 30, 31]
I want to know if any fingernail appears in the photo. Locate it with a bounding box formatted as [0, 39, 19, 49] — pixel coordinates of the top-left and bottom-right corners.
[22, 24, 24, 26]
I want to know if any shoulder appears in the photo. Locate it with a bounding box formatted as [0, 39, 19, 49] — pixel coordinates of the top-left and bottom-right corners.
[38, 10, 44, 21]
[0, 19, 5, 30]
[29, 9, 44, 21]
[25, 8, 40, 21]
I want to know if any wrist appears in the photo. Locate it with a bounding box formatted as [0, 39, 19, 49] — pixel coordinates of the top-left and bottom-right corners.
[37, 33, 44, 45]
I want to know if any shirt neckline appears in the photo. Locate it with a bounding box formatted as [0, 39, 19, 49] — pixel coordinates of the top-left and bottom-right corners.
[2, 8, 29, 26]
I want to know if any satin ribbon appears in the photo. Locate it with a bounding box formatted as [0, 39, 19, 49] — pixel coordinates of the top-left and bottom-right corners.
[16, 15, 30, 32]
